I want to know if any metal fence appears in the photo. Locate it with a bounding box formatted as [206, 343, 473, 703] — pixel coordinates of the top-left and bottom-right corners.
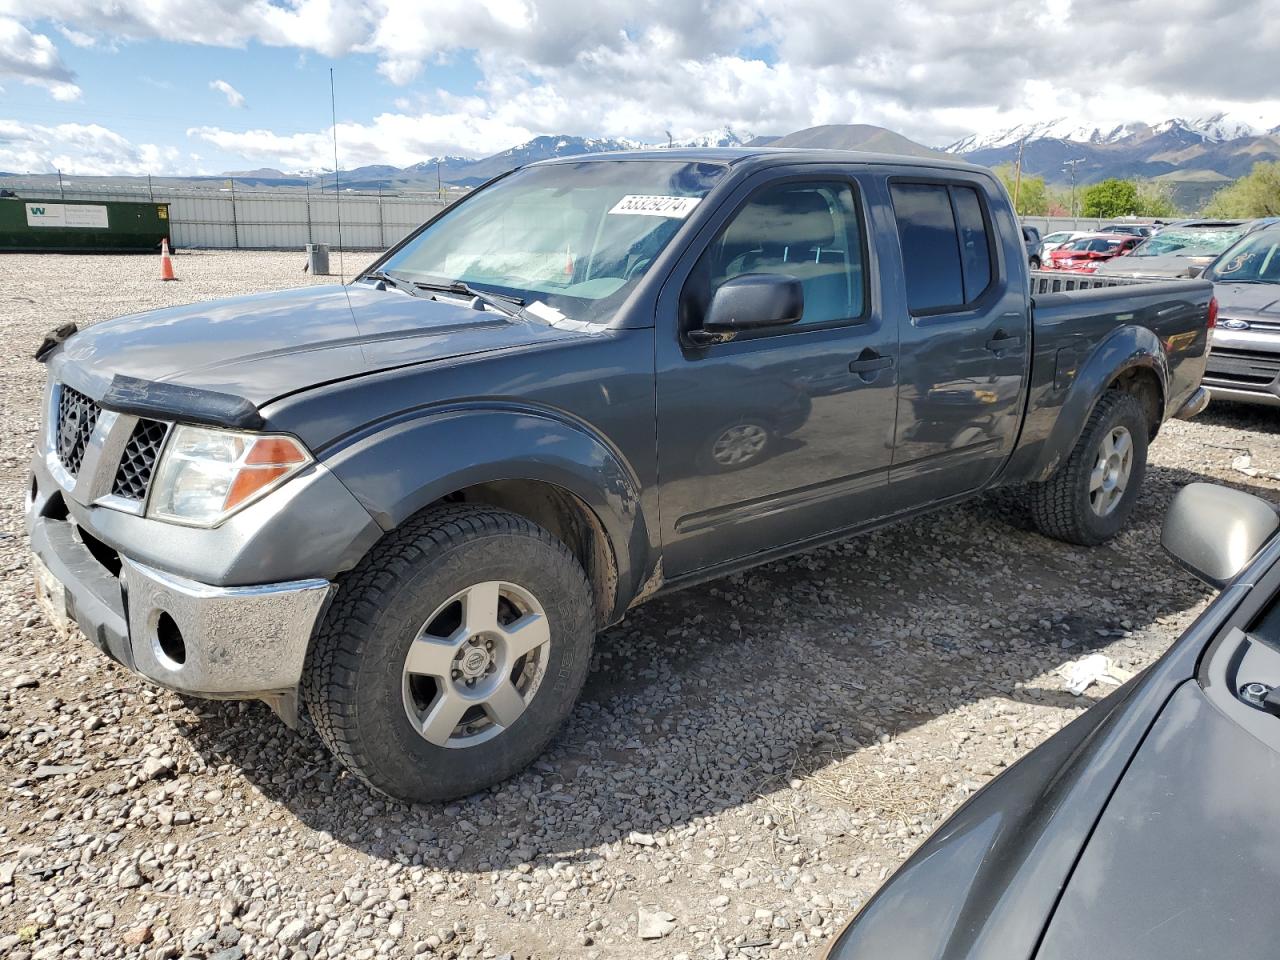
[1020, 216, 1163, 234]
[0, 177, 453, 250]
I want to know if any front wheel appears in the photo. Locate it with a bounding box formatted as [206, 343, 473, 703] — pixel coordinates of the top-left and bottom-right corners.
[1027, 390, 1149, 545]
[303, 504, 595, 802]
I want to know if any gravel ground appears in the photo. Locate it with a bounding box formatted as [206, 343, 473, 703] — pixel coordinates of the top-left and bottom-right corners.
[2, 250, 1279, 960]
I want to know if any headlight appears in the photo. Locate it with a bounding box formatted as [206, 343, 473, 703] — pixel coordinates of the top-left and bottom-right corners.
[147, 425, 312, 527]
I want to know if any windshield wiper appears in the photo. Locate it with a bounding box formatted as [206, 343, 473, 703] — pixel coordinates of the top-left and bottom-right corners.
[412, 280, 531, 322]
[363, 269, 414, 293]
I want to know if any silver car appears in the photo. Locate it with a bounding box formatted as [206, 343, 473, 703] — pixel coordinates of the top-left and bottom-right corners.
[1202, 225, 1280, 406]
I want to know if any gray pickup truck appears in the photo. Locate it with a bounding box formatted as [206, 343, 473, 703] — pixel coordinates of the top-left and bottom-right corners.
[27, 149, 1214, 802]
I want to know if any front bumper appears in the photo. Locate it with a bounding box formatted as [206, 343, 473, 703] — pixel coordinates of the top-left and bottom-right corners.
[1203, 331, 1280, 407]
[27, 482, 332, 700]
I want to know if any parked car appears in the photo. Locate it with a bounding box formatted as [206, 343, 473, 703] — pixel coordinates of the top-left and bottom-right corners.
[1045, 233, 1140, 272]
[27, 148, 1214, 802]
[1099, 222, 1154, 238]
[1022, 225, 1044, 268]
[1095, 220, 1253, 278]
[1200, 224, 1280, 406]
[823, 480, 1280, 960]
[1039, 229, 1093, 256]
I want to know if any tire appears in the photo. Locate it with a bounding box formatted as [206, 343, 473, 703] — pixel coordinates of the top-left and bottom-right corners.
[1029, 256, 1042, 270]
[1028, 390, 1149, 546]
[303, 504, 595, 802]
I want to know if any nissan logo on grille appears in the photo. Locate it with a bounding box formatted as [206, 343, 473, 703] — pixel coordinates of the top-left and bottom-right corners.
[58, 406, 81, 461]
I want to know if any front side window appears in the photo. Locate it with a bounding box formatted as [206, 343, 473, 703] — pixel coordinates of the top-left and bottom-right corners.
[381, 160, 726, 324]
[890, 181, 995, 313]
[690, 180, 866, 328]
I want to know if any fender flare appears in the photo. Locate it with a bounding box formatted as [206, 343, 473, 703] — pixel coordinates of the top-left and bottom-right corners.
[1026, 324, 1168, 483]
[321, 404, 650, 618]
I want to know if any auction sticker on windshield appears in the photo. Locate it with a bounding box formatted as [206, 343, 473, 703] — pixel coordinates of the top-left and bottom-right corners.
[609, 195, 701, 218]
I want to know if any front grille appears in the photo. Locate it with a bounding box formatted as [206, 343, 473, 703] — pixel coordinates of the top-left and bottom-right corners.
[1206, 347, 1280, 386]
[111, 419, 168, 500]
[55, 386, 100, 476]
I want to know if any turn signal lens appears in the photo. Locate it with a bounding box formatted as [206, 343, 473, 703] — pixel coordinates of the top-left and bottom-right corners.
[148, 426, 313, 528]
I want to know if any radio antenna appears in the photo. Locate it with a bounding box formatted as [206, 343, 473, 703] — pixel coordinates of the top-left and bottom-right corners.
[329, 67, 346, 282]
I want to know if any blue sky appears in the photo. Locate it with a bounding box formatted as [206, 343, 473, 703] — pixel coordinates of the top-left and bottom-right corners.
[2, 0, 1279, 176]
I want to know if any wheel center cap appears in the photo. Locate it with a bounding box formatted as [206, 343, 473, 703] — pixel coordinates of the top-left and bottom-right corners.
[460, 647, 492, 678]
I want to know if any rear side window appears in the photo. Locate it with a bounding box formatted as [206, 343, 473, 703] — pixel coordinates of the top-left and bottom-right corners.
[890, 182, 996, 314]
[952, 187, 992, 299]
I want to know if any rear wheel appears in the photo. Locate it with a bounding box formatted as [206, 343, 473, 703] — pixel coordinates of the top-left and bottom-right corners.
[1028, 390, 1149, 545]
[303, 504, 595, 802]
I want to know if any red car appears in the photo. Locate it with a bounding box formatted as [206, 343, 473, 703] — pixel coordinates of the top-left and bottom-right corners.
[1046, 233, 1140, 272]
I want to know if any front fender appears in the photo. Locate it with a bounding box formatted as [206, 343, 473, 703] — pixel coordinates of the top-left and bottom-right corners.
[1014, 325, 1169, 483]
[321, 404, 649, 617]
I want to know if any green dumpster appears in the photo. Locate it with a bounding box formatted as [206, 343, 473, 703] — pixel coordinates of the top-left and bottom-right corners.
[0, 197, 172, 252]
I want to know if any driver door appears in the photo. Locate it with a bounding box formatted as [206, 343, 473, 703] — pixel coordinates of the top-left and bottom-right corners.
[654, 169, 900, 576]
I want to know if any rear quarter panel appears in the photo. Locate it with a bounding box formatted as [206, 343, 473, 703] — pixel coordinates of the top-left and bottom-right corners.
[1003, 280, 1211, 483]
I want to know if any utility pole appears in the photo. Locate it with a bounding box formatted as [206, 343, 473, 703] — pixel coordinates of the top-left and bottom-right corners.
[1012, 137, 1026, 213]
[57, 168, 65, 200]
[1064, 158, 1085, 218]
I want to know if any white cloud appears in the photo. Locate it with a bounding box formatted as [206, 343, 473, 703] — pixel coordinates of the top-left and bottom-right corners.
[0, 16, 81, 99]
[56, 24, 94, 47]
[4, 0, 1280, 168]
[0, 119, 183, 174]
[210, 78, 246, 108]
[188, 109, 535, 170]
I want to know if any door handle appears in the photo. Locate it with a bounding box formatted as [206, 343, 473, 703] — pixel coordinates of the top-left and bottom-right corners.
[848, 355, 894, 373]
[985, 331, 1024, 353]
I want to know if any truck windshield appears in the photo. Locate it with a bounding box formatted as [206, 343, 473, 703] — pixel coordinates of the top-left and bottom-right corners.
[378, 159, 726, 324]
[1205, 231, 1280, 282]
[1130, 228, 1243, 258]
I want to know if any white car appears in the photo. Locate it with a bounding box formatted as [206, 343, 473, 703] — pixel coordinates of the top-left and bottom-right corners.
[1040, 230, 1095, 256]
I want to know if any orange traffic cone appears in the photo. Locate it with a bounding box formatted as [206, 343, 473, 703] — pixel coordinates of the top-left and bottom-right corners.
[160, 238, 177, 281]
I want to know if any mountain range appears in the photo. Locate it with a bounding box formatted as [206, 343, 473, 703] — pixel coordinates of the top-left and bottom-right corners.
[944, 113, 1280, 209]
[227, 127, 767, 189]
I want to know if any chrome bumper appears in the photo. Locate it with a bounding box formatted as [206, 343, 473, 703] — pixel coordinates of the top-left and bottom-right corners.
[27, 494, 332, 701]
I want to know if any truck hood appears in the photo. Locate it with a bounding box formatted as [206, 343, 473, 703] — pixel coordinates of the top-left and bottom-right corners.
[1095, 253, 1208, 278]
[1212, 281, 1280, 319]
[1034, 680, 1279, 960]
[56, 282, 587, 408]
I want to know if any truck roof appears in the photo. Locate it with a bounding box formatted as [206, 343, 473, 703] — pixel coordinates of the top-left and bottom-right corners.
[533, 146, 994, 177]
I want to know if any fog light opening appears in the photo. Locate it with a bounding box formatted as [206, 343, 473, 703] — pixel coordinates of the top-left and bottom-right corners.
[155, 612, 186, 666]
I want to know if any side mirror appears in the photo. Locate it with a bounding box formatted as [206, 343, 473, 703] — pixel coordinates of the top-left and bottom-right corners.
[1161, 483, 1279, 588]
[701, 274, 804, 339]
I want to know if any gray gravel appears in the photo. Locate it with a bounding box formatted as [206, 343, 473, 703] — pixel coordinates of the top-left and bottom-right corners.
[3, 250, 1279, 960]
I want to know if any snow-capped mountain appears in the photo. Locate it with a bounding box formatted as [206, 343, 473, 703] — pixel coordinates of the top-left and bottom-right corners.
[666, 127, 754, 148]
[945, 119, 1145, 153]
[947, 113, 1280, 154]
[1181, 111, 1278, 141]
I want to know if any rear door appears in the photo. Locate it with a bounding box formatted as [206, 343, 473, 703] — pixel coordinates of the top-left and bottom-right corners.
[882, 175, 1030, 507]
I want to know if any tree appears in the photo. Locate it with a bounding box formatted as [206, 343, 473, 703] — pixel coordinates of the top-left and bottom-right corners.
[1203, 162, 1280, 217]
[992, 163, 1050, 216]
[1082, 178, 1139, 218]
[1134, 179, 1179, 218]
